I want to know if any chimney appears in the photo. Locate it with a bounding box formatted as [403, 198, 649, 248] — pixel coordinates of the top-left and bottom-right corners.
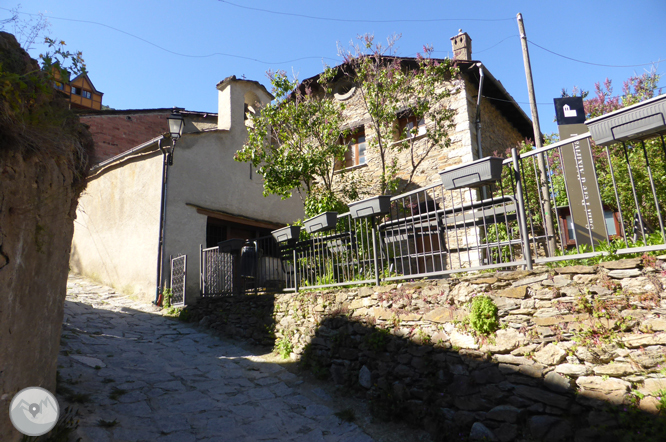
[450, 29, 472, 61]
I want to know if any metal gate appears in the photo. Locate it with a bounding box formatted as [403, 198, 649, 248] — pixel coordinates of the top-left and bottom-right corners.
[200, 246, 234, 296]
[170, 254, 186, 305]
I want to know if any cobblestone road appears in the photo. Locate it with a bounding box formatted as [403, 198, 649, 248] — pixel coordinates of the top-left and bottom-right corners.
[57, 275, 375, 442]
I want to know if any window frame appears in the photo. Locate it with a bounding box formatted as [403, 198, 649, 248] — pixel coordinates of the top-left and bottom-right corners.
[337, 127, 367, 170]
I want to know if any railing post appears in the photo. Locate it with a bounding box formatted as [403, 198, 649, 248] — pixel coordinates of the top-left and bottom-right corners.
[371, 218, 380, 286]
[512, 147, 533, 270]
[293, 248, 299, 292]
[199, 244, 203, 297]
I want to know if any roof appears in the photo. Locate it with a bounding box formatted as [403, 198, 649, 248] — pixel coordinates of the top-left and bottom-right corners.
[89, 135, 165, 176]
[70, 72, 104, 96]
[76, 108, 217, 117]
[455, 60, 535, 140]
[216, 75, 274, 100]
[298, 56, 535, 140]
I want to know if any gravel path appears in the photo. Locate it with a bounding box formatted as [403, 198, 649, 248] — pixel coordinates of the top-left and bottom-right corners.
[57, 274, 375, 442]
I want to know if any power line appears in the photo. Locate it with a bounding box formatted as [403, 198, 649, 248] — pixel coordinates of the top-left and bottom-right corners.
[528, 39, 664, 68]
[0, 7, 338, 65]
[475, 35, 518, 54]
[217, 0, 515, 23]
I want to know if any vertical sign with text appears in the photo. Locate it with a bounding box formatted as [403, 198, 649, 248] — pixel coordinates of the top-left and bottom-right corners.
[554, 97, 607, 247]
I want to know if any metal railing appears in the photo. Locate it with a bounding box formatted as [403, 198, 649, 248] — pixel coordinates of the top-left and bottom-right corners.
[200, 236, 287, 296]
[275, 131, 666, 291]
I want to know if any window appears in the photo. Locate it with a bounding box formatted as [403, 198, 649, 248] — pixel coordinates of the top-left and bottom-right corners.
[398, 115, 426, 139]
[558, 206, 622, 247]
[71, 87, 80, 95]
[54, 81, 64, 90]
[82, 90, 92, 99]
[341, 128, 366, 169]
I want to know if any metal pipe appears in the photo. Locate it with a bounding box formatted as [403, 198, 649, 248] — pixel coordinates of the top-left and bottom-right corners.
[154, 139, 168, 304]
[474, 63, 487, 200]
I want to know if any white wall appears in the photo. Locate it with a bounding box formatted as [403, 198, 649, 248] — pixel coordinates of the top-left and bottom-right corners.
[70, 151, 163, 303]
[163, 79, 304, 302]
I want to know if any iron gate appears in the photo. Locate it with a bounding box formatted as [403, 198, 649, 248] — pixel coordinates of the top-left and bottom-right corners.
[170, 254, 186, 305]
[200, 246, 234, 296]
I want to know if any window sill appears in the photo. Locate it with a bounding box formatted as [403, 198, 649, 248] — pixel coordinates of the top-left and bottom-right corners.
[334, 163, 368, 174]
[389, 132, 427, 147]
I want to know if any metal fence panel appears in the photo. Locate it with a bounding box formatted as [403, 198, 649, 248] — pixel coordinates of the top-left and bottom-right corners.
[170, 254, 186, 306]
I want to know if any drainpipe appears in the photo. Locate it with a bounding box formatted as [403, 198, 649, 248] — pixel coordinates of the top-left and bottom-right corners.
[154, 138, 170, 304]
[474, 63, 487, 199]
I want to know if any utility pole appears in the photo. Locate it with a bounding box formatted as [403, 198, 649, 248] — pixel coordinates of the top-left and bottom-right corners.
[517, 12, 556, 257]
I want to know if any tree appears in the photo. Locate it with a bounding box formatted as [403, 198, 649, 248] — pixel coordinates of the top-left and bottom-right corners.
[236, 35, 458, 217]
[326, 34, 457, 194]
[235, 70, 358, 217]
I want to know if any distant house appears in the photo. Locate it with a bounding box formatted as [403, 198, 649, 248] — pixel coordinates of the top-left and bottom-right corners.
[70, 77, 304, 304]
[53, 70, 104, 111]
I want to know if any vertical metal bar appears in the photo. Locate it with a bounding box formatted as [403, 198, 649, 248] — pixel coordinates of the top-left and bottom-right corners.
[183, 255, 187, 305]
[371, 218, 380, 285]
[641, 140, 666, 243]
[622, 142, 646, 243]
[293, 248, 298, 292]
[530, 156, 548, 255]
[606, 146, 629, 247]
[199, 244, 202, 297]
[512, 147, 533, 270]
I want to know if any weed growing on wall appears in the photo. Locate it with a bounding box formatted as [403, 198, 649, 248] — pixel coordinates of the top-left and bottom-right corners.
[275, 335, 294, 359]
[468, 295, 499, 336]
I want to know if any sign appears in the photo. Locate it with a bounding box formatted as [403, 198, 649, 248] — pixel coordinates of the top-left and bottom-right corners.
[554, 97, 586, 125]
[554, 97, 607, 247]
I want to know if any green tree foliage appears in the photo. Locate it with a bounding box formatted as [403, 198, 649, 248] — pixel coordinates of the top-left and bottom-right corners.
[328, 34, 457, 194]
[236, 34, 458, 217]
[235, 70, 357, 217]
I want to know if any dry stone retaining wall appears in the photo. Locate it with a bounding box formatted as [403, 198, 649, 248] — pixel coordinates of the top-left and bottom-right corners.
[188, 257, 666, 441]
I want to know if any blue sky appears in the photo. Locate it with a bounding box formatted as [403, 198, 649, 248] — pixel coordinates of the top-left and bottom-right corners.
[2, 0, 664, 135]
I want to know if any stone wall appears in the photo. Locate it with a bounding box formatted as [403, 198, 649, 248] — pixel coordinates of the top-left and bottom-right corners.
[187, 256, 666, 441]
[0, 32, 93, 441]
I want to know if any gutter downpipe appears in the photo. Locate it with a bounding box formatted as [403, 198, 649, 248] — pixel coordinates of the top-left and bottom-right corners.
[154, 138, 170, 304]
[474, 63, 486, 199]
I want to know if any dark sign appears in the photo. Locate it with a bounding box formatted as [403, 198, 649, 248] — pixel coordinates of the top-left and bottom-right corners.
[558, 124, 608, 247]
[554, 97, 586, 125]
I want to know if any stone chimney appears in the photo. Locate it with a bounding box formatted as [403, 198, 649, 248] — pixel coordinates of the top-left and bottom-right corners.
[450, 30, 472, 61]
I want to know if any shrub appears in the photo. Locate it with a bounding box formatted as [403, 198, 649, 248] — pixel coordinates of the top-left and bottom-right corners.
[468, 295, 499, 336]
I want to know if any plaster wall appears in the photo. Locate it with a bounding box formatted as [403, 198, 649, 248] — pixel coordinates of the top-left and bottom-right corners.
[164, 81, 304, 302]
[70, 151, 163, 303]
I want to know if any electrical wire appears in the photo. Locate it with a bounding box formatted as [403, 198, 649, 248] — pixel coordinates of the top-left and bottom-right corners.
[528, 39, 664, 68]
[0, 7, 339, 65]
[217, 0, 516, 23]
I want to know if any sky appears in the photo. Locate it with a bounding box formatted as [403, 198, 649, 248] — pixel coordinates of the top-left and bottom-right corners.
[1, 0, 665, 135]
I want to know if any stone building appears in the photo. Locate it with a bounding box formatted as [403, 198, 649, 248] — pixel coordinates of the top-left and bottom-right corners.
[300, 31, 534, 196]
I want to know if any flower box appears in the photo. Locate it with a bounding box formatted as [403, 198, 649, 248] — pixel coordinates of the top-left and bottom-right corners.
[271, 225, 301, 243]
[348, 195, 392, 219]
[585, 94, 666, 146]
[303, 212, 338, 233]
[439, 156, 504, 190]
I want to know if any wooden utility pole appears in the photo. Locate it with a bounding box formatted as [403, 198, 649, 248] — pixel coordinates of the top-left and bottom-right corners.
[517, 12, 556, 257]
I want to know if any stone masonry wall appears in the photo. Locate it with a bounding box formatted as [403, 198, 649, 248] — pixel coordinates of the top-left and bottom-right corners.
[187, 256, 666, 441]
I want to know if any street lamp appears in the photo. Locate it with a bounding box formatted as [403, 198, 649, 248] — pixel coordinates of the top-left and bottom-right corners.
[166, 109, 184, 165]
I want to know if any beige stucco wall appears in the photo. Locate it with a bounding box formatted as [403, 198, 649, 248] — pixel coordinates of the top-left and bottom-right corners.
[163, 80, 305, 302]
[70, 151, 163, 303]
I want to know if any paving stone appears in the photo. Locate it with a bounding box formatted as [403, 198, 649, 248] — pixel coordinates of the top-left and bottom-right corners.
[59, 274, 376, 442]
